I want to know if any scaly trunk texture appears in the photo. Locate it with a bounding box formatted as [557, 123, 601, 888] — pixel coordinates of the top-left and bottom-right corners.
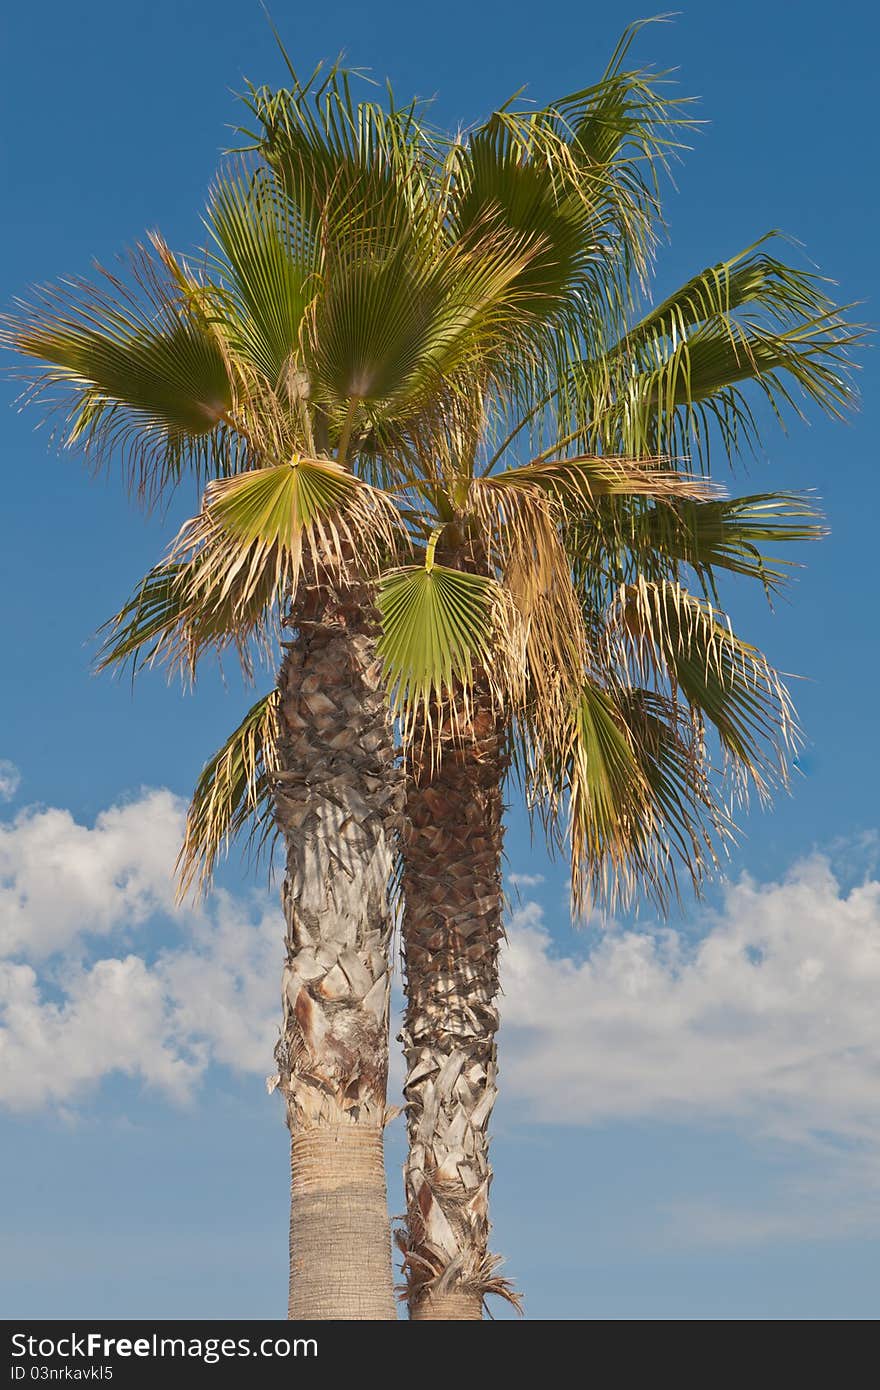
[398, 685, 519, 1319]
[273, 582, 404, 1321]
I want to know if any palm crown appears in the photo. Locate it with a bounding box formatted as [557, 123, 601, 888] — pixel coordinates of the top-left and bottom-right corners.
[3, 27, 859, 914]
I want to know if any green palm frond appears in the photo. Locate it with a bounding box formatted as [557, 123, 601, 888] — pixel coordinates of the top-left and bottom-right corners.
[245, 65, 550, 462]
[571, 16, 686, 169]
[558, 678, 651, 875]
[619, 578, 797, 798]
[244, 57, 438, 277]
[448, 122, 597, 330]
[567, 490, 825, 601]
[308, 204, 543, 453]
[618, 685, 733, 897]
[177, 690, 281, 897]
[1, 239, 242, 500]
[171, 456, 401, 617]
[204, 166, 313, 390]
[96, 556, 276, 682]
[451, 20, 694, 351]
[522, 678, 735, 915]
[569, 236, 863, 466]
[523, 677, 652, 911]
[377, 552, 522, 738]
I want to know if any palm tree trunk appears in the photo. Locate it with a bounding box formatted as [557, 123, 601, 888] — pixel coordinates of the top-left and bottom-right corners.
[273, 581, 404, 1320]
[398, 686, 519, 1319]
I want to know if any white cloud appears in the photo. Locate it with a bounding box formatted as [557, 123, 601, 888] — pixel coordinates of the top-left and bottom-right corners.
[0, 956, 203, 1107]
[3, 780, 880, 1201]
[0, 789, 281, 1109]
[0, 761, 21, 801]
[0, 890, 282, 1110]
[507, 872, 545, 888]
[0, 790, 184, 957]
[501, 856, 880, 1152]
[156, 891, 280, 1076]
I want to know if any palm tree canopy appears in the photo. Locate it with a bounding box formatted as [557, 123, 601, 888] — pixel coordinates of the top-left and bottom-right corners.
[2, 23, 863, 912]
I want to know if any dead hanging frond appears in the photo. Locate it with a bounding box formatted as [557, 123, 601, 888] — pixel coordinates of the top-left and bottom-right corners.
[177, 689, 282, 898]
[468, 475, 591, 745]
[487, 450, 721, 505]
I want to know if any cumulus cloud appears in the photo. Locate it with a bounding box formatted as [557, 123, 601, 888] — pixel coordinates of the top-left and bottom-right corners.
[507, 872, 545, 888]
[0, 761, 21, 801]
[157, 892, 280, 1076]
[0, 790, 281, 1109]
[0, 890, 282, 1110]
[501, 857, 880, 1151]
[0, 955, 203, 1107]
[3, 781, 880, 1185]
[0, 790, 184, 957]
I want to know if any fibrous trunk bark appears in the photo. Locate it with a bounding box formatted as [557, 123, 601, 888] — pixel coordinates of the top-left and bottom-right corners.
[273, 582, 404, 1321]
[398, 684, 519, 1318]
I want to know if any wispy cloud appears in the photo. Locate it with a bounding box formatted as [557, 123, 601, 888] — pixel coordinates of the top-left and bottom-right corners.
[0, 761, 21, 802]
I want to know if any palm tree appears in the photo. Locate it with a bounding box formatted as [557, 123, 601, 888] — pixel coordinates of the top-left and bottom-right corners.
[245, 31, 861, 1319]
[1, 69, 485, 1318]
[3, 25, 860, 1321]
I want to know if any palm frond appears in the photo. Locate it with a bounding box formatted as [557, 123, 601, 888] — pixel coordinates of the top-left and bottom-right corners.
[519, 677, 734, 915]
[244, 58, 439, 279]
[522, 677, 651, 912]
[170, 455, 401, 618]
[1, 239, 243, 501]
[616, 685, 733, 902]
[96, 556, 276, 682]
[567, 490, 825, 601]
[204, 165, 313, 390]
[177, 690, 281, 897]
[487, 451, 718, 504]
[308, 199, 543, 453]
[569, 236, 863, 467]
[452, 22, 695, 353]
[376, 555, 523, 742]
[468, 476, 587, 725]
[618, 578, 798, 798]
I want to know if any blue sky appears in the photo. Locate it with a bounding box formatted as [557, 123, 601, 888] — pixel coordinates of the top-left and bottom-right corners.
[1, 1, 878, 1320]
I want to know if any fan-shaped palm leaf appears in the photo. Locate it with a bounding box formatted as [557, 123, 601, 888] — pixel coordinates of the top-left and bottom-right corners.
[204, 167, 313, 390]
[1, 240, 241, 500]
[172, 455, 401, 617]
[376, 553, 522, 738]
